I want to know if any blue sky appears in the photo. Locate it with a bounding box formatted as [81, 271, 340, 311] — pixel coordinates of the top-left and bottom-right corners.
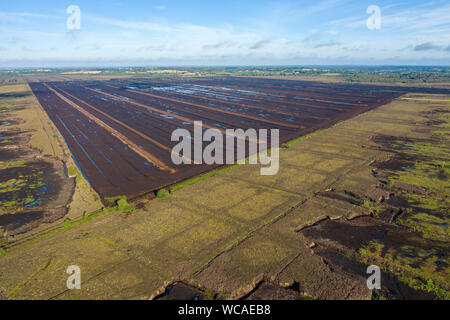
[1, 0, 449, 67]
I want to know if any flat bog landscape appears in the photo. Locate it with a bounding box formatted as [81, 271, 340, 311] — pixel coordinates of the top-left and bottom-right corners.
[30, 78, 406, 199]
[1, 0, 450, 306]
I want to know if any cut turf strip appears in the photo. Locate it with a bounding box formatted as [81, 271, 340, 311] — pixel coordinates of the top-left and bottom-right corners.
[84, 86, 264, 144]
[44, 83, 176, 173]
[28, 76, 422, 199]
[52, 86, 196, 165]
[125, 88, 303, 128]
[127, 85, 328, 120]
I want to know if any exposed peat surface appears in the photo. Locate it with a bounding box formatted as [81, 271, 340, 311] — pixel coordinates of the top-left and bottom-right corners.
[0, 78, 448, 300]
[299, 216, 438, 299]
[154, 279, 309, 300]
[296, 102, 450, 299]
[0, 132, 74, 239]
[154, 281, 208, 300]
[0, 85, 75, 240]
[29, 77, 449, 200]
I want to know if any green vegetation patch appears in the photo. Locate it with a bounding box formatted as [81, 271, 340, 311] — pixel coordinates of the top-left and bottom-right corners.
[358, 240, 450, 299]
[398, 277, 450, 300]
[156, 189, 170, 199]
[67, 166, 82, 183]
[104, 195, 136, 213]
[0, 169, 47, 208]
[0, 161, 27, 170]
[383, 111, 449, 243]
[117, 198, 135, 213]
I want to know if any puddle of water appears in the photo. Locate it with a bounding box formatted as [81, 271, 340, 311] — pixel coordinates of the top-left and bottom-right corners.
[434, 252, 445, 259]
[435, 260, 448, 268]
[431, 222, 448, 227]
[213, 123, 227, 129]
[156, 282, 206, 300]
[370, 232, 385, 240]
[36, 186, 51, 194]
[392, 209, 403, 223]
[26, 199, 41, 207]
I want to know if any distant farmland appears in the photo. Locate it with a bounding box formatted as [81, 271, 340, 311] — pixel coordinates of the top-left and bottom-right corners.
[29, 77, 415, 199]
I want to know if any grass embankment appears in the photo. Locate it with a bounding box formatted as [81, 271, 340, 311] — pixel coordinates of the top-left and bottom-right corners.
[104, 196, 136, 213]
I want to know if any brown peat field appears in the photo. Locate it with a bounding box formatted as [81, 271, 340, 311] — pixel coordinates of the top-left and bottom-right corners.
[28, 78, 404, 199]
[0, 76, 449, 300]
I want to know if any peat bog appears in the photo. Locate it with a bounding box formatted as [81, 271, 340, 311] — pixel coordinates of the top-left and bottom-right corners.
[29, 77, 442, 200]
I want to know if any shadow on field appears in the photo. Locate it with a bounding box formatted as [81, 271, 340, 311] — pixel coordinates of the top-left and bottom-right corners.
[0, 92, 31, 99]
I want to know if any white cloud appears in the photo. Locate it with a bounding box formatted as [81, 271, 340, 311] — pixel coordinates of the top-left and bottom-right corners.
[1, 1, 449, 66]
[0, 11, 49, 23]
[85, 15, 173, 32]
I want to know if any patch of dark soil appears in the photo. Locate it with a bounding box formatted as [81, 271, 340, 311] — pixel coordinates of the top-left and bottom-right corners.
[366, 185, 392, 203]
[436, 169, 449, 181]
[0, 129, 75, 236]
[0, 130, 31, 147]
[434, 260, 448, 272]
[370, 154, 415, 171]
[392, 181, 428, 195]
[1, 207, 67, 238]
[241, 281, 307, 300]
[135, 202, 146, 210]
[371, 134, 444, 163]
[303, 216, 448, 255]
[0, 105, 26, 114]
[314, 247, 434, 300]
[302, 216, 392, 249]
[0, 159, 65, 208]
[300, 216, 448, 299]
[155, 282, 208, 300]
[317, 191, 361, 205]
[379, 188, 444, 224]
[0, 120, 19, 127]
[421, 108, 450, 116]
[0, 160, 52, 182]
[377, 208, 404, 223]
[389, 193, 446, 220]
[0, 92, 31, 99]
[0, 149, 23, 161]
[372, 271, 435, 300]
[371, 169, 391, 179]
[424, 119, 446, 126]
[384, 194, 411, 209]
